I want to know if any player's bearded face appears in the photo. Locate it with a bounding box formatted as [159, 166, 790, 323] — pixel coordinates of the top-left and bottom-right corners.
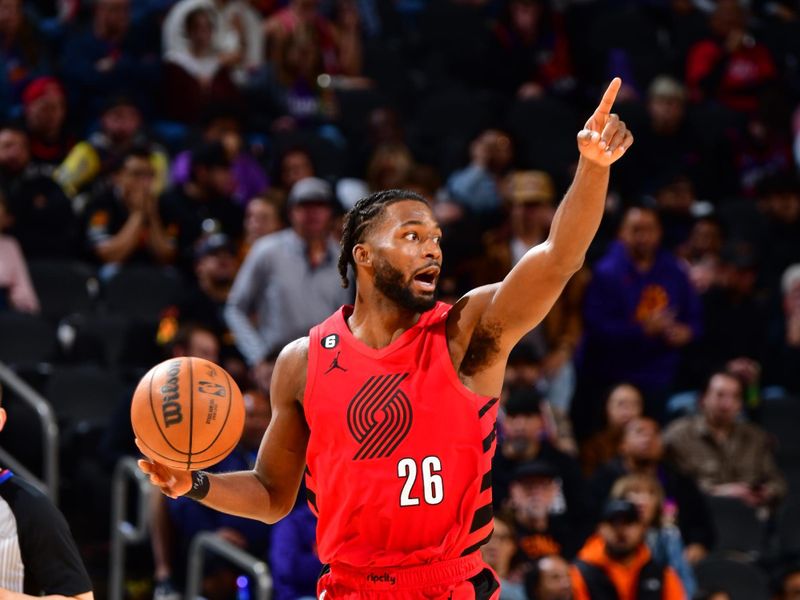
[373, 255, 438, 312]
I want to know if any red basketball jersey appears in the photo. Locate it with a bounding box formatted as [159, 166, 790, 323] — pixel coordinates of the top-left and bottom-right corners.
[303, 302, 500, 568]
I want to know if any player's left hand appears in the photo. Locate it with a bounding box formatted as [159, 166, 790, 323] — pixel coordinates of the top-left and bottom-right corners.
[577, 77, 634, 167]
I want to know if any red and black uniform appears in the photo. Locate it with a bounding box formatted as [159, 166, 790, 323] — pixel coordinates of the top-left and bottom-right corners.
[303, 302, 501, 599]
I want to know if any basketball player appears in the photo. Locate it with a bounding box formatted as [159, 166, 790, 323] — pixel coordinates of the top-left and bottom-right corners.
[138, 78, 633, 599]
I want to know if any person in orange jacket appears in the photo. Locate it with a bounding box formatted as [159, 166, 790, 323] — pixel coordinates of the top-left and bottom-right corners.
[571, 499, 687, 600]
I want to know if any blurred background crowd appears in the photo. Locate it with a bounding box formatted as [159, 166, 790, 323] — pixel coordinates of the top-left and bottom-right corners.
[1, 0, 800, 598]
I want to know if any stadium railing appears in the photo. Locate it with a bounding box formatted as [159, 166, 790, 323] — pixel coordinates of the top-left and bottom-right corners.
[185, 532, 273, 600]
[0, 361, 58, 503]
[109, 456, 151, 600]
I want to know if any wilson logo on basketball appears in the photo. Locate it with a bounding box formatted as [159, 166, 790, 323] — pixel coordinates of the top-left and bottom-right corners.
[160, 360, 184, 427]
[347, 373, 412, 460]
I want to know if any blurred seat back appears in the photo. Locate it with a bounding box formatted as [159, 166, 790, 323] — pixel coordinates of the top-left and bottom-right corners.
[706, 496, 766, 559]
[103, 266, 182, 322]
[46, 364, 124, 429]
[28, 260, 97, 321]
[0, 312, 57, 368]
[695, 557, 769, 600]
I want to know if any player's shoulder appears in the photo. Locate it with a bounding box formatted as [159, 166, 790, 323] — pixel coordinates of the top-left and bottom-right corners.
[279, 336, 309, 362]
[446, 284, 500, 340]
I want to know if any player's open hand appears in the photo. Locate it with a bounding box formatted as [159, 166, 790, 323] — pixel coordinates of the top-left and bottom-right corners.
[135, 438, 192, 499]
[577, 77, 634, 167]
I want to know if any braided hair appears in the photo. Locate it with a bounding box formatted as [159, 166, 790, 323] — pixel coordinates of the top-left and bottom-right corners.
[338, 189, 429, 288]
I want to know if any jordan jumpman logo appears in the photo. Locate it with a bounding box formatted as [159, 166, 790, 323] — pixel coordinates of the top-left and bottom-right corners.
[325, 351, 347, 374]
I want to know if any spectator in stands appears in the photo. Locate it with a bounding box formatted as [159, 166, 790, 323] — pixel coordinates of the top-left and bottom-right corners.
[617, 76, 725, 202]
[447, 128, 514, 217]
[0, 189, 39, 313]
[149, 385, 271, 599]
[729, 93, 794, 199]
[272, 146, 316, 197]
[0, 123, 77, 259]
[480, 515, 526, 600]
[158, 232, 245, 378]
[0, 386, 94, 598]
[590, 416, 714, 564]
[684, 243, 767, 387]
[501, 345, 576, 457]
[170, 105, 268, 206]
[577, 205, 702, 430]
[365, 143, 414, 192]
[487, 0, 573, 98]
[610, 473, 697, 597]
[663, 369, 787, 509]
[55, 96, 168, 198]
[766, 263, 800, 394]
[159, 141, 243, 272]
[652, 172, 700, 252]
[162, 6, 241, 125]
[225, 176, 351, 392]
[0, 0, 50, 119]
[686, 0, 778, 115]
[493, 388, 589, 525]
[60, 0, 160, 122]
[80, 145, 176, 277]
[348, 106, 406, 177]
[21, 76, 73, 166]
[256, 22, 343, 130]
[264, 0, 362, 78]
[524, 555, 573, 600]
[241, 194, 284, 258]
[162, 0, 264, 86]
[571, 499, 686, 600]
[580, 383, 644, 477]
[269, 491, 321, 600]
[504, 459, 587, 562]
[679, 215, 725, 295]
[474, 170, 555, 284]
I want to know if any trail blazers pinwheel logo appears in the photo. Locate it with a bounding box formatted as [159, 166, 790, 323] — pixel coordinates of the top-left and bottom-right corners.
[347, 373, 412, 460]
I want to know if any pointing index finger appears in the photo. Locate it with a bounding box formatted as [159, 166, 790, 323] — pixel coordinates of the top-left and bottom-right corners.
[595, 77, 622, 116]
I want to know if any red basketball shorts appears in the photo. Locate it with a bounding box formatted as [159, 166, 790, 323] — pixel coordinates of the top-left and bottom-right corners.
[316, 552, 501, 599]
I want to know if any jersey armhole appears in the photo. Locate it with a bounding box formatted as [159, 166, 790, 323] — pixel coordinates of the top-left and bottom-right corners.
[433, 317, 492, 404]
[302, 325, 321, 424]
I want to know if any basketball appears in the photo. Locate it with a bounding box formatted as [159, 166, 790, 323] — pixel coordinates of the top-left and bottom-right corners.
[131, 356, 245, 471]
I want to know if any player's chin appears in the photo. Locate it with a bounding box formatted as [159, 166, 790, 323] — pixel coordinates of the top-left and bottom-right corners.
[413, 292, 438, 311]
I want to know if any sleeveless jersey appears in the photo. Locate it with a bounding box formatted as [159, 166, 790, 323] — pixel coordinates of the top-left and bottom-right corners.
[303, 302, 500, 568]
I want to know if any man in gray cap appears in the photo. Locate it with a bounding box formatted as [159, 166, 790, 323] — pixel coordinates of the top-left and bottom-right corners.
[225, 177, 352, 392]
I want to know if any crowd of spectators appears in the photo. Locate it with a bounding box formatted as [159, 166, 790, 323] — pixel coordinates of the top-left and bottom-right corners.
[1, 0, 800, 598]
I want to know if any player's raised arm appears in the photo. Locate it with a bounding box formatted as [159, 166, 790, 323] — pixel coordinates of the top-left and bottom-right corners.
[137, 338, 310, 524]
[477, 78, 633, 353]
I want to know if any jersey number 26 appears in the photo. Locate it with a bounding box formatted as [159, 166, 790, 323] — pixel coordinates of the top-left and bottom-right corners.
[397, 456, 444, 506]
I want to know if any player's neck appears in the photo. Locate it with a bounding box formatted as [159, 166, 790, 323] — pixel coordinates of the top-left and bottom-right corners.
[347, 291, 423, 350]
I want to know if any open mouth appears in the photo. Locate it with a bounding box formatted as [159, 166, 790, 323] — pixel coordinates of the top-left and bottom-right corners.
[412, 267, 439, 292]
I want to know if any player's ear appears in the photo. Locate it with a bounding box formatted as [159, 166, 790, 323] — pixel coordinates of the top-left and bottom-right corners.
[353, 242, 371, 267]
[0, 408, 7, 433]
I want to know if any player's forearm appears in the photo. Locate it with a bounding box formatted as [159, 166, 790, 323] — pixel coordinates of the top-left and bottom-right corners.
[545, 157, 609, 272]
[197, 470, 288, 524]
